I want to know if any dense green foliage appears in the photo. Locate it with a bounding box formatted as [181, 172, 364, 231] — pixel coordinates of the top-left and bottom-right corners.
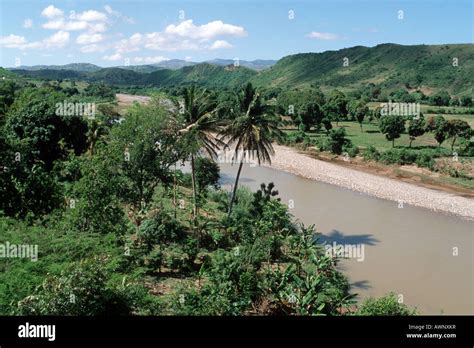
[251, 44, 474, 96]
[2, 53, 466, 317]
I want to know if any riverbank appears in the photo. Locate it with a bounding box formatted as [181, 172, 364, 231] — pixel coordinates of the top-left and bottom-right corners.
[264, 144, 474, 220]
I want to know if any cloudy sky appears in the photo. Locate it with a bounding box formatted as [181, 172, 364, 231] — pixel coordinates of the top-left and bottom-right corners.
[0, 0, 472, 67]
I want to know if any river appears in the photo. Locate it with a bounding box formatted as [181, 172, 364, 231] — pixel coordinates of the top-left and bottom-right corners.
[218, 162, 474, 315]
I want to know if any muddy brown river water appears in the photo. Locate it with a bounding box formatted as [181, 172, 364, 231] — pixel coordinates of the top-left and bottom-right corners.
[217, 163, 474, 314]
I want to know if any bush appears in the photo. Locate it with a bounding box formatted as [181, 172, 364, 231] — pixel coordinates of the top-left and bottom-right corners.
[325, 128, 351, 155]
[138, 210, 185, 252]
[415, 152, 435, 169]
[17, 258, 132, 315]
[363, 146, 380, 161]
[344, 144, 359, 158]
[356, 293, 417, 316]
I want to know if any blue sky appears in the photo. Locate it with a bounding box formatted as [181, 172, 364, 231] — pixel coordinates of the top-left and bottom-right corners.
[0, 0, 472, 67]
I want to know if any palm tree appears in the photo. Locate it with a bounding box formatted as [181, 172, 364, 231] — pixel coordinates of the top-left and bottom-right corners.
[86, 118, 107, 156]
[220, 83, 282, 217]
[176, 86, 222, 224]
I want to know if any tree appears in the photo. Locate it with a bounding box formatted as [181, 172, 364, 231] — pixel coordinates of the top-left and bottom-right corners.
[85, 118, 108, 156]
[326, 128, 350, 155]
[379, 116, 405, 147]
[446, 119, 472, 150]
[195, 157, 220, 194]
[177, 86, 221, 224]
[429, 91, 450, 106]
[276, 88, 325, 121]
[322, 117, 333, 134]
[324, 90, 348, 126]
[348, 100, 369, 131]
[110, 101, 182, 226]
[407, 115, 425, 148]
[298, 102, 323, 131]
[220, 83, 281, 217]
[0, 135, 63, 218]
[460, 96, 473, 107]
[5, 87, 88, 169]
[70, 153, 126, 234]
[0, 80, 17, 120]
[425, 115, 448, 147]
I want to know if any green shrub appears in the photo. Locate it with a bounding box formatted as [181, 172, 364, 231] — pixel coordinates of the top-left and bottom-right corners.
[363, 146, 380, 161]
[344, 144, 360, 158]
[356, 293, 417, 316]
[17, 258, 132, 315]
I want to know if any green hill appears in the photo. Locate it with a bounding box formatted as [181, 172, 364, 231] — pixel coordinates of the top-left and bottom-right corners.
[13, 63, 101, 72]
[251, 43, 474, 95]
[143, 63, 257, 87]
[6, 44, 473, 94]
[7, 63, 256, 88]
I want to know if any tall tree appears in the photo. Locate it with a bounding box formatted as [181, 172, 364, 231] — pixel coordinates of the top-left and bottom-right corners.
[379, 116, 405, 147]
[407, 115, 425, 148]
[426, 115, 448, 147]
[220, 83, 282, 217]
[446, 119, 472, 150]
[176, 86, 221, 224]
[348, 100, 369, 131]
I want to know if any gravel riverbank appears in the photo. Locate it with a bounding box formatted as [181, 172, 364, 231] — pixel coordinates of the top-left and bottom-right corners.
[264, 145, 474, 220]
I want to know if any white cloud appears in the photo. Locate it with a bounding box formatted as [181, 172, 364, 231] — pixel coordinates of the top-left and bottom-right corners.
[87, 22, 108, 33]
[306, 32, 344, 40]
[144, 32, 200, 51]
[165, 20, 246, 40]
[76, 33, 104, 44]
[41, 5, 64, 19]
[0, 31, 69, 50]
[43, 19, 88, 31]
[103, 53, 122, 61]
[210, 40, 233, 50]
[114, 33, 142, 53]
[80, 44, 107, 53]
[133, 56, 169, 64]
[43, 30, 70, 47]
[104, 5, 135, 24]
[0, 34, 27, 48]
[104, 5, 113, 14]
[42, 19, 107, 32]
[74, 10, 107, 22]
[23, 19, 33, 29]
[120, 19, 246, 52]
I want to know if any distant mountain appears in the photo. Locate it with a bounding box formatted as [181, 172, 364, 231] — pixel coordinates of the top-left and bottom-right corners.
[8, 58, 274, 73]
[118, 59, 196, 73]
[11, 63, 101, 73]
[9, 69, 85, 79]
[118, 65, 165, 74]
[10, 63, 257, 88]
[251, 43, 474, 95]
[141, 63, 257, 87]
[154, 59, 196, 70]
[6, 44, 473, 94]
[206, 59, 276, 71]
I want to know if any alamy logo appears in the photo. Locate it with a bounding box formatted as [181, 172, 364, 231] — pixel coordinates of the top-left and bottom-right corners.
[18, 322, 56, 341]
[324, 241, 365, 262]
[56, 100, 96, 118]
[380, 100, 420, 118]
[216, 149, 258, 167]
[0, 242, 38, 261]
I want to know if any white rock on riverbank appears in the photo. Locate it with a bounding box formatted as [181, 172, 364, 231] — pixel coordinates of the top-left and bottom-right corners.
[264, 145, 474, 221]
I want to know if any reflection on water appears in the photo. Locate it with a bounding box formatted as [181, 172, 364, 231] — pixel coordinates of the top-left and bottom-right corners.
[218, 162, 474, 314]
